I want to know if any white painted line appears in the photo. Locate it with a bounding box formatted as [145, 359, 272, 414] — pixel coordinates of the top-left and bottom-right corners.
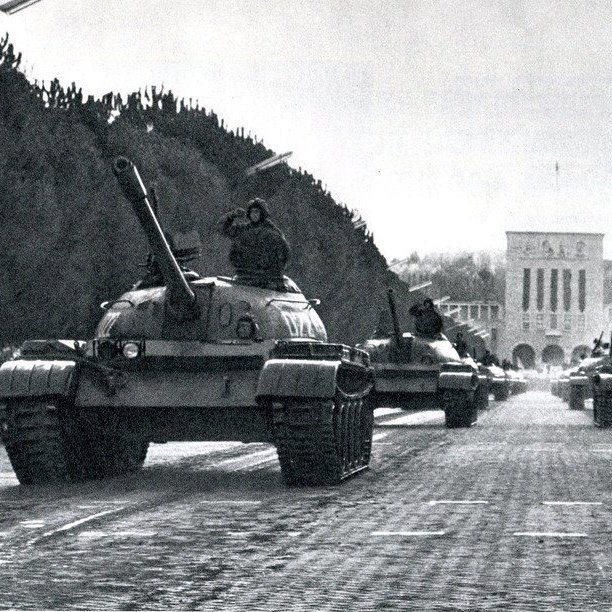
[78, 531, 157, 538]
[380, 411, 443, 426]
[371, 531, 446, 537]
[592, 449, 612, 453]
[19, 521, 45, 528]
[543, 501, 603, 506]
[29, 508, 126, 545]
[199, 500, 262, 505]
[214, 449, 277, 467]
[372, 432, 389, 441]
[373, 442, 394, 445]
[429, 500, 489, 506]
[512, 532, 587, 538]
[374, 408, 403, 417]
[287, 532, 301, 537]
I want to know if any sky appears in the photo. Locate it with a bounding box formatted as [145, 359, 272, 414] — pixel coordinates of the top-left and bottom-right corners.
[2, 0, 612, 260]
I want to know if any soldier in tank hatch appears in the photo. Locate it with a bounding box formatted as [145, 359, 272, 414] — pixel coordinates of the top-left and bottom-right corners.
[409, 298, 444, 337]
[219, 198, 290, 289]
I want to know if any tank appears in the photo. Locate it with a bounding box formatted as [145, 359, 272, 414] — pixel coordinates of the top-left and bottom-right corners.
[485, 364, 511, 401]
[0, 157, 374, 487]
[358, 289, 480, 428]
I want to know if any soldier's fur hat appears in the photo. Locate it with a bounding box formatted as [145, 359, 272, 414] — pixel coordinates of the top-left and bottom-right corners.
[246, 198, 269, 222]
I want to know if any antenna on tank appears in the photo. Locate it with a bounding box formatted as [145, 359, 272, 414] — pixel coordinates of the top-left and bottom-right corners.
[0, 0, 44, 14]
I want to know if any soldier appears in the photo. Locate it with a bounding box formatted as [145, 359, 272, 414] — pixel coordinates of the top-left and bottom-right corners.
[409, 298, 444, 337]
[454, 332, 469, 357]
[219, 198, 290, 289]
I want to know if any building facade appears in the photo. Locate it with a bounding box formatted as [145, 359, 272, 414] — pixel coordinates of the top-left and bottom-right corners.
[439, 301, 504, 357]
[500, 231, 605, 368]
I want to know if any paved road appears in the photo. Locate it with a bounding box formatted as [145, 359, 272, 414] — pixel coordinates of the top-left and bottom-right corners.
[1, 392, 611, 610]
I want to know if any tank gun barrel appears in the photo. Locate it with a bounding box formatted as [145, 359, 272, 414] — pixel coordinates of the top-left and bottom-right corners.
[387, 288, 403, 345]
[112, 157, 198, 318]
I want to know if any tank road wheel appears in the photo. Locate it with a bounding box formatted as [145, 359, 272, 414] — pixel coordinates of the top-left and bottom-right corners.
[272, 393, 373, 486]
[442, 390, 478, 428]
[0, 398, 85, 485]
[569, 385, 585, 411]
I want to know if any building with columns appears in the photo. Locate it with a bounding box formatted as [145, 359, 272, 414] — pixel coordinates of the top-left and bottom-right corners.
[500, 231, 605, 368]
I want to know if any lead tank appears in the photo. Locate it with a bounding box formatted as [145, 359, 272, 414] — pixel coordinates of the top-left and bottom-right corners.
[0, 157, 374, 487]
[358, 289, 481, 427]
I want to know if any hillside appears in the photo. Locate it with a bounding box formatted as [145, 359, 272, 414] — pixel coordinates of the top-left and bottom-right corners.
[0, 37, 485, 355]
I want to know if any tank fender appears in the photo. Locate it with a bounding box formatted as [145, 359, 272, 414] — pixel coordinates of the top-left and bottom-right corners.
[438, 371, 479, 391]
[569, 374, 590, 388]
[256, 359, 340, 399]
[593, 372, 612, 391]
[0, 360, 77, 398]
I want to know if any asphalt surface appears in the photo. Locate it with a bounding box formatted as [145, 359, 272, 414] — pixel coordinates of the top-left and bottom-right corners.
[1, 391, 612, 610]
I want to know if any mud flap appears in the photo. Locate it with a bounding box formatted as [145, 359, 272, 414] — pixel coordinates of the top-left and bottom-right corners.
[256, 359, 340, 399]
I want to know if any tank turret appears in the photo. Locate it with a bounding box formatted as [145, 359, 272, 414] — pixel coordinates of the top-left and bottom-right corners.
[112, 156, 199, 321]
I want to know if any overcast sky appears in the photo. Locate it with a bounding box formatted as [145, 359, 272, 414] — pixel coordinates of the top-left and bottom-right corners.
[3, 0, 612, 259]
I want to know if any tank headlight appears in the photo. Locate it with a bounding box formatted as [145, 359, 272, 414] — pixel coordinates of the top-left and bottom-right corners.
[122, 342, 140, 359]
[236, 317, 257, 340]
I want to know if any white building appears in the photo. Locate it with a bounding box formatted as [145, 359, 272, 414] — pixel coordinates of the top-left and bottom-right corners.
[500, 231, 605, 368]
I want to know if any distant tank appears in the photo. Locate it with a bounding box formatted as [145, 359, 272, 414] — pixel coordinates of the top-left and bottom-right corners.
[0, 157, 374, 487]
[485, 364, 511, 401]
[358, 289, 481, 428]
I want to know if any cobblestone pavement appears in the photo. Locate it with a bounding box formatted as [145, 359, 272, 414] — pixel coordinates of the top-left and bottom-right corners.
[1, 392, 612, 610]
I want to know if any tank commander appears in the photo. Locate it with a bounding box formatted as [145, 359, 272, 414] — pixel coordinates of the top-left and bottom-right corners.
[409, 298, 444, 337]
[218, 198, 290, 289]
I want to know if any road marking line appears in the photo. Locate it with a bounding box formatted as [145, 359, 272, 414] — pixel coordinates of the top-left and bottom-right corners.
[78, 531, 157, 538]
[199, 500, 262, 505]
[372, 432, 388, 441]
[543, 501, 603, 506]
[373, 442, 394, 445]
[429, 500, 489, 505]
[380, 411, 443, 426]
[371, 531, 446, 537]
[374, 408, 403, 417]
[28, 508, 126, 545]
[512, 531, 587, 538]
[19, 521, 45, 528]
[214, 449, 277, 467]
[592, 449, 612, 453]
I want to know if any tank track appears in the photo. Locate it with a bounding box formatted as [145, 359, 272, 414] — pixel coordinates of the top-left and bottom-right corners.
[442, 390, 477, 428]
[594, 388, 612, 427]
[272, 393, 373, 486]
[1, 398, 83, 484]
[475, 382, 489, 410]
[0, 398, 148, 485]
[569, 385, 585, 411]
[493, 384, 509, 401]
